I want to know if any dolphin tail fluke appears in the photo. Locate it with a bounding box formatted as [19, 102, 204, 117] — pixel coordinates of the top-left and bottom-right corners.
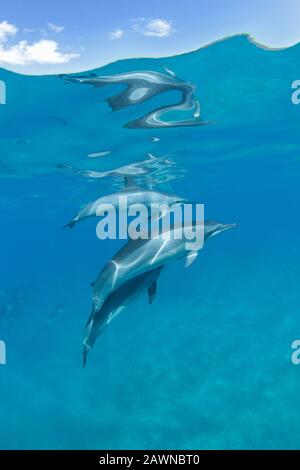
[82, 343, 90, 369]
[59, 74, 79, 84]
[62, 220, 76, 230]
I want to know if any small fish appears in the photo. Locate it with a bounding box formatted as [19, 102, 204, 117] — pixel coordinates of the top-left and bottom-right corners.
[87, 151, 112, 158]
[0, 286, 32, 326]
[12, 138, 32, 148]
[50, 116, 67, 126]
[43, 304, 64, 329]
[163, 66, 176, 77]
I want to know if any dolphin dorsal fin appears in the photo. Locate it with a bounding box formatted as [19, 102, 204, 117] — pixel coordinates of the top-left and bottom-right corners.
[124, 176, 135, 187]
[184, 251, 199, 269]
[122, 176, 141, 191]
[148, 280, 158, 304]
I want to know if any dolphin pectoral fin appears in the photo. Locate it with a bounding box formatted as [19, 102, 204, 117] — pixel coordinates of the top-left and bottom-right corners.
[107, 306, 124, 324]
[148, 280, 157, 304]
[184, 251, 199, 268]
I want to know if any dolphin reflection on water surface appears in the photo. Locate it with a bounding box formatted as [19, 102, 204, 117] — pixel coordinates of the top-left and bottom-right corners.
[60, 70, 208, 128]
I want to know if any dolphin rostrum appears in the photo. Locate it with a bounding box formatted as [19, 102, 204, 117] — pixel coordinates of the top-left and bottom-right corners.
[84, 220, 238, 353]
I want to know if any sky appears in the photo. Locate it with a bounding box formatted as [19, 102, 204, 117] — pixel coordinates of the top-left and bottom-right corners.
[0, 0, 300, 74]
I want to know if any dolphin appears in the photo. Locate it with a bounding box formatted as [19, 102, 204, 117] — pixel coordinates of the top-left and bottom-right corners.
[60, 70, 197, 110]
[84, 220, 238, 348]
[63, 179, 185, 229]
[57, 153, 174, 180]
[83, 267, 162, 367]
[60, 70, 208, 128]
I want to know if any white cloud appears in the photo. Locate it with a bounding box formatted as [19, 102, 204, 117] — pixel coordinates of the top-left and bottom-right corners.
[47, 23, 64, 33]
[0, 20, 78, 65]
[23, 28, 38, 33]
[23, 27, 46, 34]
[132, 18, 174, 38]
[0, 39, 79, 65]
[109, 29, 124, 40]
[0, 20, 18, 42]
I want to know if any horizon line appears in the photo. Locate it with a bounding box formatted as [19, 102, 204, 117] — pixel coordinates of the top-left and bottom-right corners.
[0, 32, 299, 78]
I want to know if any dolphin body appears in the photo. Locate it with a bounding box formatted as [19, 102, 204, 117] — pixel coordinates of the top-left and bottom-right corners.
[60, 70, 208, 128]
[63, 182, 185, 229]
[83, 267, 162, 366]
[84, 220, 238, 354]
[57, 154, 174, 180]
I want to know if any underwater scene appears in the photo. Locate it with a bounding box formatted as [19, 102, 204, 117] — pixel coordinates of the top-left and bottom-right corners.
[0, 34, 300, 450]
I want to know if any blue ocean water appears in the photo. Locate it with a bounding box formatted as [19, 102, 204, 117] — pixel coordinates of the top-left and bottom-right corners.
[0, 34, 300, 449]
